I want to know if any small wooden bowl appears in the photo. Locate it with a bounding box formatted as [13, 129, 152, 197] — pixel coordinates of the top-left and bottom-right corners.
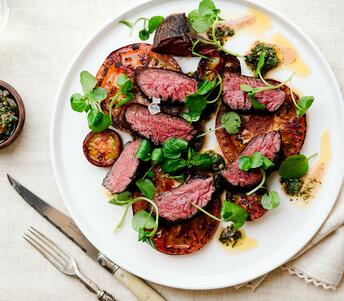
[0, 80, 25, 149]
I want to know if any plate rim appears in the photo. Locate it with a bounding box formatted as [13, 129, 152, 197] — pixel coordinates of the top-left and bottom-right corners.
[50, 0, 344, 289]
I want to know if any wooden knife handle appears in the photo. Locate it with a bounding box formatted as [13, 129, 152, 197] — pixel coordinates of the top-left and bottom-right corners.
[113, 268, 166, 301]
[96, 253, 166, 301]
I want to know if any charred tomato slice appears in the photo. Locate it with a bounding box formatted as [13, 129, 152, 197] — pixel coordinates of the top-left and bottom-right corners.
[132, 166, 221, 255]
[83, 129, 122, 167]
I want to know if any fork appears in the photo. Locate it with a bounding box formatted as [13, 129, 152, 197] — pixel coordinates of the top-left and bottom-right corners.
[24, 227, 116, 301]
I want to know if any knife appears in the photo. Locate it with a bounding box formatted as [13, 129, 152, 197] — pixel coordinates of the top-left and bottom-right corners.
[7, 175, 166, 301]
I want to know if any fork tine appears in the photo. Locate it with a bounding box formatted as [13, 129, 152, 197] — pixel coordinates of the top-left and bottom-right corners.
[23, 233, 65, 272]
[28, 227, 71, 264]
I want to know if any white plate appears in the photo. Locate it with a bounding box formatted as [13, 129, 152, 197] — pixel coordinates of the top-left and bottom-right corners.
[51, 0, 344, 289]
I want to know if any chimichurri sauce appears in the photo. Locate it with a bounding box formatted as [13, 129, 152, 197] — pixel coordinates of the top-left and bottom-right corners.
[0, 89, 19, 143]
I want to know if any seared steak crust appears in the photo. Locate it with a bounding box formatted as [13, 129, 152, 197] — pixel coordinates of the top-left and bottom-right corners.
[222, 73, 285, 112]
[155, 177, 215, 222]
[152, 13, 198, 56]
[221, 131, 281, 188]
[102, 140, 141, 194]
[135, 67, 197, 102]
[125, 104, 197, 144]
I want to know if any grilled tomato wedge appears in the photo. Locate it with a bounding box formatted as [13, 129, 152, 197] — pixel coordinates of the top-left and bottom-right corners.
[83, 129, 122, 167]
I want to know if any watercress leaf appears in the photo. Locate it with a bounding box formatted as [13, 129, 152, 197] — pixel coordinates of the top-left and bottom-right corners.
[190, 16, 213, 33]
[238, 155, 251, 171]
[144, 236, 156, 249]
[188, 9, 201, 22]
[136, 178, 155, 199]
[279, 154, 310, 179]
[240, 84, 253, 93]
[261, 191, 280, 210]
[87, 110, 103, 127]
[119, 20, 134, 28]
[185, 94, 207, 112]
[89, 87, 107, 102]
[250, 152, 263, 168]
[70, 93, 86, 112]
[199, 0, 218, 16]
[116, 73, 130, 87]
[221, 201, 248, 229]
[132, 210, 155, 232]
[135, 139, 151, 161]
[80, 71, 97, 94]
[296, 96, 314, 117]
[148, 16, 164, 33]
[120, 80, 134, 94]
[151, 148, 164, 163]
[188, 151, 223, 170]
[89, 113, 112, 132]
[249, 94, 266, 110]
[115, 92, 135, 108]
[162, 138, 188, 159]
[108, 191, 132, 206]
[262, 156, 274, 170]
[181, 111, 201, 122]
[146, 170, 154, 178]
[221, 111, 241, 134]
[139, 29, 150, 41]
[197, 80, 216, 95]
[162, 158, 186, 174]
[255, 52, 266, 77]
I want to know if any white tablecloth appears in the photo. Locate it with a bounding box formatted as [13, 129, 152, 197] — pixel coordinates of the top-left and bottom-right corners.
[0, 0, 343, 300]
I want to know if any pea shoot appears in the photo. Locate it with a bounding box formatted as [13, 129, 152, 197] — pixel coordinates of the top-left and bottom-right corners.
[237, 152, 280, 210]
[197, 111, 241, 138]
[290, 86, 315, 117]
[109, 192, 159, 248]
[70, 71, 111, 132]
[188, 0, 241, 58]
[192, 200, 248, 229]
[120, 16, 164, 41]
[182, 75, 223, 123]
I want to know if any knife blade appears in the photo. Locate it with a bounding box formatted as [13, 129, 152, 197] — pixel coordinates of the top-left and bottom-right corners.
[7, 174, 166, 301]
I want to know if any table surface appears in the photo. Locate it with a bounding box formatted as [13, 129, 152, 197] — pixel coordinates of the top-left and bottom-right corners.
[0, 0, 343, 300]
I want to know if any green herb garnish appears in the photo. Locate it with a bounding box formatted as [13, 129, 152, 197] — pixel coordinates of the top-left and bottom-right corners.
[240, 72, 295, 110]
[70, 71, 111, 132]
[279, 153, 317, 179]
[192, 200, 248, 229]
[109, 193, 159, 248]
[110, 73, 135, 109]
[281, 178, 303, 195]
[245, 42, 280, 77]
[197, 111, 241, 138]
[135, 139, 152, 161]
[136, 178, 155, 199]
[120, 15, 164, 41]
[188, 0, 241, 58]
[261, 191, 280, 210]
[182, 76, 223, 123]
[290, 87, 314, 117]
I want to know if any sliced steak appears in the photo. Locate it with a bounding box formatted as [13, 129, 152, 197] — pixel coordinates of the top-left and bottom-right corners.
[125, 104, 197, 144]
[152, 13, 198, 56]
[135, 67, 197, 102]
[221, 131, 281, 188]
[155, 177, 215, 222]
[102, 139, 140, 194]
[232, 192, 266, 221]
[222, 72, 286, 112]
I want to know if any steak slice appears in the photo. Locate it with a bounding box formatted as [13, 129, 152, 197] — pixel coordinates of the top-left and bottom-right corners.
[135, 67, 198, 102]
[152, 13, 198, 56]
[125, 104, 197, 144]
[102, 139, 141, 194]
[221, 131, 281, 188]
[232, 192, 266, 221]
[155, 177, 215, 222]
[222, 72, 286, 112]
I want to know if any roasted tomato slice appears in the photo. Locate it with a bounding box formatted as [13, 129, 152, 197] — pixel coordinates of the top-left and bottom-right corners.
[96, 43, 181, 130]
[82, 129, 122, 167]
[215, 85, 307, 163]
[132, 166, 221, 255]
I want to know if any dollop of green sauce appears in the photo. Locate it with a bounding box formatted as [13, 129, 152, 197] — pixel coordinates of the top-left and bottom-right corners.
[0, 89, 18, 143]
